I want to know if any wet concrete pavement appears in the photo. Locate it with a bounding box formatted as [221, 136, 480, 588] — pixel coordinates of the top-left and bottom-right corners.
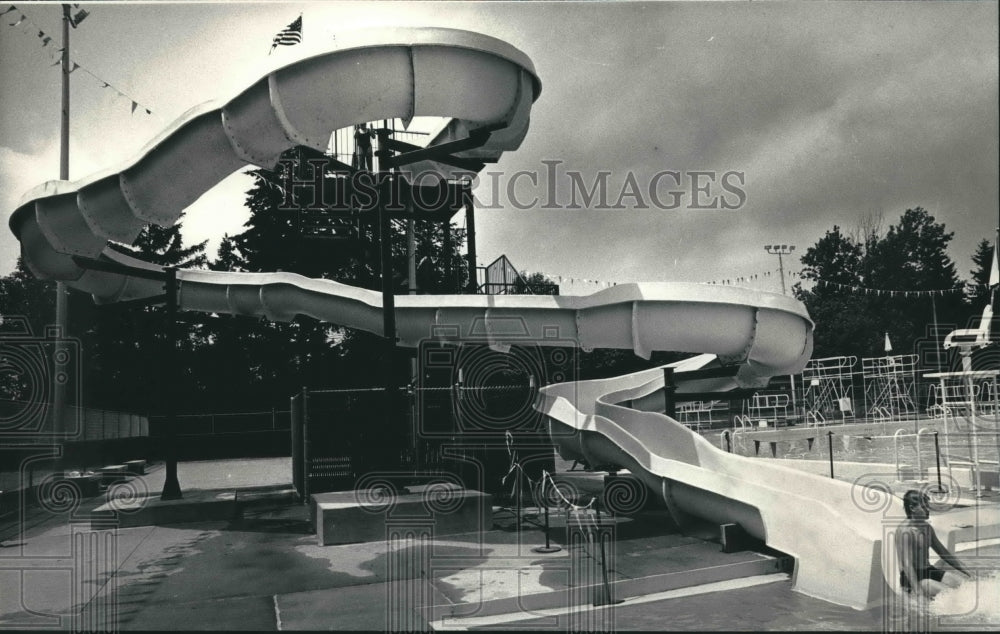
[2, 457, 997, 631]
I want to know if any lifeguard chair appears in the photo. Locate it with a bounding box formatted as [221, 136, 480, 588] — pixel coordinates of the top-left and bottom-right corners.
[944, 303, 993, 371]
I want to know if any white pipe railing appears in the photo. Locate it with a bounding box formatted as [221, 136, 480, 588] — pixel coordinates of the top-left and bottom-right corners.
[915, 427, 936, 481]
[893, 429, 908, 481]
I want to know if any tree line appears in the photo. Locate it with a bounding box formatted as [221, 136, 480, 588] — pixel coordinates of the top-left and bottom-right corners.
[0, 151, 994, 417]
[795, 207, 994, 363]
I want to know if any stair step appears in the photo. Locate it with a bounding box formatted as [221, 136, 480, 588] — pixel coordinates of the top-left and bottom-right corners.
[421, 552, 786, 622]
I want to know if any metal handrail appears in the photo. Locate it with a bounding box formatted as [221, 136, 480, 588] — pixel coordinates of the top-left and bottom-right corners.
[915, 427, 936, 480]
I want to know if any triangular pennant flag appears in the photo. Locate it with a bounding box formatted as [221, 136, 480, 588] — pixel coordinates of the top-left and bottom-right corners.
[41, 35, 51, 46]
[50, 58, 60, 66]
[68, 8, 88, 27]
[69, 62, 79, 73]
[145, 108, 151, 115]
[807, 437, 814, 451]
[1, 6, 16, 16]
[884, 332, 892, 353]
[131, 101, 137, 114]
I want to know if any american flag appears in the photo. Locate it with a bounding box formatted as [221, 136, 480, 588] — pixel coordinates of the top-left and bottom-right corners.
[271, 15, 302, 52]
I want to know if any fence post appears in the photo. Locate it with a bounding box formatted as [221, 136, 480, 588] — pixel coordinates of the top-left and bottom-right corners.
[827, 431, 834, 479]
[933, 431, 943, 493]
[302, 386, 310, 502]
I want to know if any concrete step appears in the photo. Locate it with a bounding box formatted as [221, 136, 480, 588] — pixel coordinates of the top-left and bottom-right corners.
[429, 573, 796, 630]
[310, 487, 493, 546]
[421, 547, 787, 623]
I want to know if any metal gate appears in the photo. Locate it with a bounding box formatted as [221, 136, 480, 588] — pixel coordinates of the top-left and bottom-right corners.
[291, 388, 370, 501]
[290, 368, 559, 501]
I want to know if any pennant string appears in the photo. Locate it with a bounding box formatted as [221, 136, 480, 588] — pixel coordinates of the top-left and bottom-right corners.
[811, 278, 981, 297]
[2, 5, 157, 117]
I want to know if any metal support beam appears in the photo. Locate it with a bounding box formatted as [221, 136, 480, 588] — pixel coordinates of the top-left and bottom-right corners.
[72, 255, 168, 281]
[160, 267, 182, 500]
[675, 365, 742, 381]
[376, 126, 400, 471]
[381, 137, 484, 172]
[465, 192, 477, 294]
[443, 220, 453, 292]
[381, 123, 506, 171]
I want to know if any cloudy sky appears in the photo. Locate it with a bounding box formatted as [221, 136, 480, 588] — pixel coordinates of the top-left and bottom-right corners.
[1, 1, 996, 295]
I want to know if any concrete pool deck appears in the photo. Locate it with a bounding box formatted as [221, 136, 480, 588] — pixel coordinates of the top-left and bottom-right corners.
[1, 457, 997, 630]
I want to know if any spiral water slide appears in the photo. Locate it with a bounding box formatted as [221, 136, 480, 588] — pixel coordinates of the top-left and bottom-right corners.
[9, 28, 898, 609]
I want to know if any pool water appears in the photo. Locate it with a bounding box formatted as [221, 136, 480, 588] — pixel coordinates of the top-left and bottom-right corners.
[713, 416, 1000, 468]
[930, 569, 1000, 625]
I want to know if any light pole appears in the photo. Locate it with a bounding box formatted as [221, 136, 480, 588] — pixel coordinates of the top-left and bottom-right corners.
[764, 244, 795, 295]
[52, 4, 89, 438]
[53, 5, 74, 439]
[765, 244, 797, 420]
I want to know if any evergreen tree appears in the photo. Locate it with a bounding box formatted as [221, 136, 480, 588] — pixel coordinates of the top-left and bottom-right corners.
[108, 222, 208, 268]
[866, 208, 964, 356]
[795, 208, 967, 361]
[79, 218, 208, 412]
[794, 226, 877, 359]
[800, 226, 864, 287]
[970, 238, 995, 295]
[199, 148, 469, 406]
[0, 258, 56, 335]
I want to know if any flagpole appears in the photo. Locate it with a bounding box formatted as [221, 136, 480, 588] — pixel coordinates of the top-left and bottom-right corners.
[61, 5, 69, 178]
[53, 4, 71, 439]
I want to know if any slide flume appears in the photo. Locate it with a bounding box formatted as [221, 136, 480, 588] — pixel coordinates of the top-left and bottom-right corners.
[10, 27, 539, 293]
[8, 27, 901, 611]
[539, 359, 905, 609]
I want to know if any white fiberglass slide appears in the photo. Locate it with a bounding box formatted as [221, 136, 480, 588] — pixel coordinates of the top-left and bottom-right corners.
[9, 28, 540, 294]
[539, 359, 908, 610]
[8, 27, 901, 610]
